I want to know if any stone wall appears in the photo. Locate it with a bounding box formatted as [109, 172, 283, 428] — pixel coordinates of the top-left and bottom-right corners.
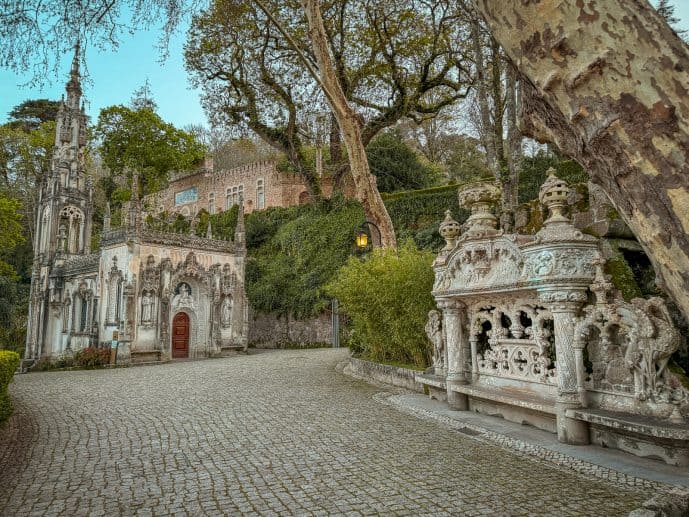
[340, 357, 424, 393]
[249, 311, 333, 347]
[143, 161, 343, 217]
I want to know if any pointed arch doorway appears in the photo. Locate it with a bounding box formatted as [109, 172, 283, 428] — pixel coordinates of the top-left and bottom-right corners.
[172, 312, 190, 358]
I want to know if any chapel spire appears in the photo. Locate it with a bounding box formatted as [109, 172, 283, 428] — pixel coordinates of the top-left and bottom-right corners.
[65, 41, 82, 108]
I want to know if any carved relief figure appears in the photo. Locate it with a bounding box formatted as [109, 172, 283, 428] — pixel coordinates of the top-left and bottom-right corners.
[174, 282, 194, 310]
[141, 291, 154, 323]
[621, 297, 681, 401]
[221, 296, 232, 327]
[425, 310, 445, 371]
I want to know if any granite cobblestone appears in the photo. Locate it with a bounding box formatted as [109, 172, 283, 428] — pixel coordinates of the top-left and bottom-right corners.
[0, 349, 647, 515]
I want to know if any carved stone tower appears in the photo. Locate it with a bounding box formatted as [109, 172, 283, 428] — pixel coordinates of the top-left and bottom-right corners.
[25, 44, 94, 359]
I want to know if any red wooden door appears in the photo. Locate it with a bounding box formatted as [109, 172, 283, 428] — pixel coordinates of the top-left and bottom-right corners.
[171, 312, 190, 358]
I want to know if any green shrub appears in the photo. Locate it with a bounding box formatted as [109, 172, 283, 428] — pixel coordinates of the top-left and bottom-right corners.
[73, 347, 110, 368]
[0, 350, 20, 424]
[326, 242, 436, 368]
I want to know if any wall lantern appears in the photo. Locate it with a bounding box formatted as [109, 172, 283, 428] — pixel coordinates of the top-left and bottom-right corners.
[355, 221, 381, 250]
[355, 231, 369, 249]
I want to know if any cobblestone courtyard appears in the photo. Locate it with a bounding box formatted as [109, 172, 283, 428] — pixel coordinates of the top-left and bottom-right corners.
[0, 349, 647, 516]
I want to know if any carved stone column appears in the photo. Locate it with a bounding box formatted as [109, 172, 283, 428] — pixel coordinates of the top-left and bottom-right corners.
[540, 289, 590, 445]
[438, 299, 469, 410]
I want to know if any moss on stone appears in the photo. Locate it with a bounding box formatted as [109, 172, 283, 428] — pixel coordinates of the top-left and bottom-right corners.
[571, 182, 590, 212]
[522, 200, 544, 235]
[606, 207, 621, 220]
[605, 254, 643, 302]
[581, 226, 602, 238]
[669, 360, 689, 390]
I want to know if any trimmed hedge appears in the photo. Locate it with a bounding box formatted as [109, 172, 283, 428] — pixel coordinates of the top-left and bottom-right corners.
[382, 184, 469, 251]
[0, 350, 20, 424]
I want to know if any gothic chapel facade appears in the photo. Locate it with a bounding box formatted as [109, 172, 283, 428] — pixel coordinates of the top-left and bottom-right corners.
[25, 48, 249, 365]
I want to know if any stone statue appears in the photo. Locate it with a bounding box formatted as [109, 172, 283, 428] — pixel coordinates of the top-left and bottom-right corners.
[221, 296, 232, 327]
[621, 297, 681, 401]
[141, 291, 154, 323]
[425, 310, 445, 372]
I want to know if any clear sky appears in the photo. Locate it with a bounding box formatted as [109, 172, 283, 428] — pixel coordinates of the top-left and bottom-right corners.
[1, 2, 688, 130]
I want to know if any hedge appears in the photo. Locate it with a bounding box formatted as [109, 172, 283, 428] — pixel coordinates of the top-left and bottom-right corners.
[326, 242, 436, 368]
[0, 350, 20, 424]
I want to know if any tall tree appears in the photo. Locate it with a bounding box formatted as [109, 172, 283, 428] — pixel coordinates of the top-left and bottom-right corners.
[186, 0, 472, 221]
[7, 99, 62, 131]
[95, 105, 207, 196]
[473, 0, 689, 321]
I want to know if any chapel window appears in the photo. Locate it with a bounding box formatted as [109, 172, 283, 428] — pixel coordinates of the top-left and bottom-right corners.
[256, 179, 265, 209]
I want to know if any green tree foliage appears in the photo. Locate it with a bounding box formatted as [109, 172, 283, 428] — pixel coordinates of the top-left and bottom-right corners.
[326, 243, 436, 368]
[95, 105, 206, 196]
[366, 130, 441, 193]
[444, 135, 492, 183]
[185, 0, 471, 195]
[0, 194, 25, 276]
[7, 99, 61, 131]
[0, 120, 55, 184]
[0, 350, 21, 423]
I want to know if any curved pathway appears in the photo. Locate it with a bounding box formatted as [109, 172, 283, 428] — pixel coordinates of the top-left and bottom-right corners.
[0, 349, 646, 516]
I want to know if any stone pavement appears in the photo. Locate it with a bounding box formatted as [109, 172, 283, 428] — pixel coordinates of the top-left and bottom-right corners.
[0, 349, 649, 516]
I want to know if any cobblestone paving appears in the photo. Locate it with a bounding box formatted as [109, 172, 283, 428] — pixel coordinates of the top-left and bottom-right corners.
[0, 349, 647, 516]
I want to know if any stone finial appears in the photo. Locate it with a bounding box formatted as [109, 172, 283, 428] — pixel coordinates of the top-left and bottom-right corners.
[539, 168, 571, 225]
[535, 168, 592, 242]
[206, 219, 213, 240]
[439, 210, 461, 251]
[457, 180, 502, 238]
[590, 256, 613, 306]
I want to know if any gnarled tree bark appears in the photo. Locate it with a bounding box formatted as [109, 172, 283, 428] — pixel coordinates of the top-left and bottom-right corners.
[473, 0, 689, 321]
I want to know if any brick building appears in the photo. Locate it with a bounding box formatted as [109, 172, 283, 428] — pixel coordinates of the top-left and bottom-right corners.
[144, 159, 343, 217]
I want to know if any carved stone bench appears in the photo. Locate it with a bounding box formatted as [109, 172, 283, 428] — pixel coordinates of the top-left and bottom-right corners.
[448, 384, 558, 432]
[566, 407, 689, 467]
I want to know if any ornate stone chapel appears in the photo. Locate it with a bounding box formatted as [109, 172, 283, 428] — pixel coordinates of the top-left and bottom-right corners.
[24, 49, 249, 365]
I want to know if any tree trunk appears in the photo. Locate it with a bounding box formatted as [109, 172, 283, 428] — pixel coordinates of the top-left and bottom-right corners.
[302, 0, 397, 248]
[473, 0, 689, 321]
[504, 64, 521, 214]
[471, 17, 499, 175]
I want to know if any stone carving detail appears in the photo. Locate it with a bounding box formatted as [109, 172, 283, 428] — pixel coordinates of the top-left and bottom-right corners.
[173, 282, 194, 310]
[426, 170, 688, 440]
[470, 303, 557, 385]
[106, 257, 123, 325]
[141, 291, 154, 324]
[438, 211, 461, 252]
[575, 262, 687, 411]
[425, 310, 445, 372]
[457, 180, 502, 239]
[434, 237, 524, 292]
[221, 296, 233, 328]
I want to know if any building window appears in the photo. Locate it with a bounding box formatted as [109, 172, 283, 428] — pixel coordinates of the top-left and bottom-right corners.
[238, 185, 244, 204]
[256, 179, 265, 209]
[208, 193, 215, 215]
[226, 188, 232, 209]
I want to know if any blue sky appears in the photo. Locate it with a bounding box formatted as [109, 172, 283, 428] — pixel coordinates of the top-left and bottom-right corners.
[1, 2, 688, 129]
